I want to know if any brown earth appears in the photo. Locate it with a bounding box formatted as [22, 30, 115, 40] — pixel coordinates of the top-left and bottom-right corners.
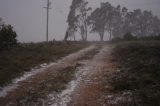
[69, 45, 117, 106]
[0, 44, 117, 106]
[0, 45, 96, 106]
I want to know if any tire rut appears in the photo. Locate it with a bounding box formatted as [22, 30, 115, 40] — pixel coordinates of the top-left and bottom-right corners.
[0, 45, 97, 106]
[69, 45, 113, 106]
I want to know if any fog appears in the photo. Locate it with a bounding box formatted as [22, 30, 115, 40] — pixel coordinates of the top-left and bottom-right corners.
[0, 0, 160, 42]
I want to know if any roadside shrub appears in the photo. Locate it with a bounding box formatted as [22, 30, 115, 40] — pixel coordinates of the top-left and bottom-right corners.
[123, 32, 136, 40]
[0, 25, 18, 49]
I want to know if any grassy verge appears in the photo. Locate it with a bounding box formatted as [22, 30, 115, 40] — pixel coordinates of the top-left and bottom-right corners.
[0, 42, 89, 87]
[104, 41, 160, 106]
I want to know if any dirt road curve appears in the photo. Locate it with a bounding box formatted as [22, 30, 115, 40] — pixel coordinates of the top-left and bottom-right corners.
[0, 44, 115, 106]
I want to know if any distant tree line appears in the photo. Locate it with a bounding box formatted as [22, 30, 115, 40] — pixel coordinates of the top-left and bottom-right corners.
[112, 32, 160, 41]
[0, 18, 18, 49]
[65, 0, 160, 41]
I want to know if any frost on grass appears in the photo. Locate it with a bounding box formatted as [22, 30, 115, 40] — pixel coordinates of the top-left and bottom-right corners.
[103, 91, 133, 105]
[46, 46, 107, 106]
[47, 64, 89, 106]
[0, 63, 55, 97]
[0, 45, 95, 98]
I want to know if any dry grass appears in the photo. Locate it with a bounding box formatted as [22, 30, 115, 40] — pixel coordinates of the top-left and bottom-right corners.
[16, 65, 78, 106]
[0, 41, 89, 86]
[103, 41, 160, 106]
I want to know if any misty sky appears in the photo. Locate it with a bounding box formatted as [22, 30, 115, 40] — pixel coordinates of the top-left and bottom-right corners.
[0, 0, 160, 42]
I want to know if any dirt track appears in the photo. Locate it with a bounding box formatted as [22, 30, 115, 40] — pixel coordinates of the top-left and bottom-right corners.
[69, 45, 115, 106]
[0, 44, 115, 106]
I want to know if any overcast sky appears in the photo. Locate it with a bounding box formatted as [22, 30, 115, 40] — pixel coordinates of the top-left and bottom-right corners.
[0, 0, 160, 42]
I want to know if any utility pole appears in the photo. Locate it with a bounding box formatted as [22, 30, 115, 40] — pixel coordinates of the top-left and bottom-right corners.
[44, 0, 52, 42]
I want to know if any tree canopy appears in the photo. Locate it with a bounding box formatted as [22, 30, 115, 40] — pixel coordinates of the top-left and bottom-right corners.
[65, 0, 91, 41]
[65, 1, 160, 41]
[0, 22, 18, 49]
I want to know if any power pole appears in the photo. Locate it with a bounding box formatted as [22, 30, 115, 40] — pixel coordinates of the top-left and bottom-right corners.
[44, 0, 52, 42]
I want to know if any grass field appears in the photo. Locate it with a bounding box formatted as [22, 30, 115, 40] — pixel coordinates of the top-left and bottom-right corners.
[105, 41, 160, 106]
[0, 42, 89, 87]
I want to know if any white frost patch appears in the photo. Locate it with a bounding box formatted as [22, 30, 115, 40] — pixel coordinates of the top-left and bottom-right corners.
[0, 45, 95, 98]
[57, 45, 95, 64]
[105, 91, 133, 105]
[47, 63, 90, 106]
[0, 62, 55, 97]
[46, 46, 101, 106]
[47, 46, 111, 106]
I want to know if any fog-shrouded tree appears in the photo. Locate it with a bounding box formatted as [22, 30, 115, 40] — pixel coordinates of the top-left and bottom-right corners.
[65, 1, 160, 41]
[64, 0, 83, 41]
[89, 2, 116, 41]
[89, 2, 160, 40]
[135, 10, 153, 37]
[0, 17, 4, 29]
[76, 1, 92, 41]
[125, 9, 160, 37]
[102, 2, 115, 40]
[64, 0, 91, 41]
[111, 5, 124, 39]
[88, 7, 105, 41]
[151, 16, 160, 36]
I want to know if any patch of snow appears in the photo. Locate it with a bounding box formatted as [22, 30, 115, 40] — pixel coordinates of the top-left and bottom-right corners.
[57, 45, 95, 63]
[116, 69, 121, 72]
[0, 62, 55, 97]
[105, 91, 133, 105]
[47, 65, 89, 106]
[46, 46, 102, 106]
[0, 45, 95, 98]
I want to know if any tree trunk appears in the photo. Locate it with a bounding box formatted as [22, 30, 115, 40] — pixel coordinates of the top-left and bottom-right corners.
[109, 30, 112, 41]
[80, 26, 87, 41]
[84, 21, 88, 41]
[99, 32, 104, 42]
[73, 34, 76, 41]
[81, 34, 86, 41]
[64, 30, 69, 41]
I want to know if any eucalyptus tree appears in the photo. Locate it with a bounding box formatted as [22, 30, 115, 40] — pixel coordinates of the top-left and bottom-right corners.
[142, 10, 160, 36]
[138, 10, 153, 37]
[112, 5, 123, 38]
[89, 2, 116, 41]
[88, 1, 160, 40]
[101, 2, 117, 40]
[64, 0, 91, 41]
[88, 7, 106, 41]
[127, 9, 159, 37]
[120, 7, 134, 36]
[75, 1, 91, 41]
[64, 0, 83, 41]
[151, 16, 160, 36]
[131, 9, 143, 36]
